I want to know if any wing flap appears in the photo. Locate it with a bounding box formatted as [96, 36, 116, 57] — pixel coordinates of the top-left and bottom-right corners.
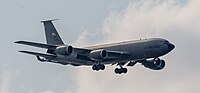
[19, 51, 57, 58]
[107, 51, 130, 58]
[15, 41, 58, 49]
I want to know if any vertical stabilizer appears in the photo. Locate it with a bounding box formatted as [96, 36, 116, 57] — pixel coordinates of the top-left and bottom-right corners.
[41, 19, 64, 45]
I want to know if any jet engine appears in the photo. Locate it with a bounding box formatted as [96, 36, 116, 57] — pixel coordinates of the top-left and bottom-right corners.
[142, 59, 165, 70]
[55, 45, 73, 56]
[89, 49, 108, 61]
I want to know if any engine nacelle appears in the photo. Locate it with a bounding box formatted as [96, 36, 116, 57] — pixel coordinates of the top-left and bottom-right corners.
[55, 45, 73, 56]
[89, 49, 108, 61]
[142, 59, 165, 70]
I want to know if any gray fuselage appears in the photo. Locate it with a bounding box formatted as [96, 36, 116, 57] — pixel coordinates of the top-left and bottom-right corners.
[55, 38, 174, 66]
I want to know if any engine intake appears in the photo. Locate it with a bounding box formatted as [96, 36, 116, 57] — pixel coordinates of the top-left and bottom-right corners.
[55, 45, 73, 56]
[89, 49, 108, 61]
[142, 59, 165, 70]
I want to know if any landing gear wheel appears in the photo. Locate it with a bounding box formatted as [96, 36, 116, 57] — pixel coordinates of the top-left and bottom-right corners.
[92, 65, 97, 70]
[114, 68, 120, 74]
[100, 64, 105, 70]
[92, 64, 105, 71]
[114, 67, 128, 74]
[122, 68, 127, 73]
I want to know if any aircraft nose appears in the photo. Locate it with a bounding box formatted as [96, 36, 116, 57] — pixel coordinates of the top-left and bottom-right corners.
[167, 42, 175, 52]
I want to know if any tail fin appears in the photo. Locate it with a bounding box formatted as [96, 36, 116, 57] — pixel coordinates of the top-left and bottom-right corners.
[41, 19, 64, 45]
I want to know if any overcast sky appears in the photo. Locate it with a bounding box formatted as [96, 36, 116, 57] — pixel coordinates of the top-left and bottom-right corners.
[0, 0, 200, 93]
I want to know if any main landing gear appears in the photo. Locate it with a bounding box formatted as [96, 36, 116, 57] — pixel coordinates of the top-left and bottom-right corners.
[92, 63, 128, 74]
[114, 66, 128, 74]
[92, 64, 105, 71]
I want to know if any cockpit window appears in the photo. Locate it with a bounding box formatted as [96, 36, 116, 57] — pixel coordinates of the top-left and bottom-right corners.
[164, 40, 169, 44]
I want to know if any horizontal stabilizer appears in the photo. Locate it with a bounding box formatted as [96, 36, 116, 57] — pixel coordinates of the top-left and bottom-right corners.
[41, 19, 59, 23]
[19, 51, 57, 58]
[15, 41, 58, 49]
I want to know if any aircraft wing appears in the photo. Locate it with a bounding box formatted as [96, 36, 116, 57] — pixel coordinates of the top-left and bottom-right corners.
[15, 41, 91, 54]
[106, 51, 130, 58]
[15, 41, 58, 49]
[19, 50, 57, 58]
[16, 41, 131, 61]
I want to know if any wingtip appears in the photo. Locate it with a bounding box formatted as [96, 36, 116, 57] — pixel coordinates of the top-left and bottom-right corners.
[18, 50, 25, 53]
[18, 50, 32, 54]
[15, 41, 25, 44]
[14, 41, 21, 43]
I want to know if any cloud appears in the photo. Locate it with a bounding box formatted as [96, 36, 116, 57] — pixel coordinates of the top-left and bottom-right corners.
[38, 89, 73, 93]
[73, 30, 89, 47]
[102, 0, 188, 41]
[72, 0, 200, 93]
[0, 65, 15, 93]
[39, 90, 55, 93]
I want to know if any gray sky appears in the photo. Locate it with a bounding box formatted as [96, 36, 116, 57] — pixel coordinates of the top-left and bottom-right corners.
[0, 0, 200, 93]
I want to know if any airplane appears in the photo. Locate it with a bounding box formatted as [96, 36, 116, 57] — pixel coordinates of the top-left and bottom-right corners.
[15, 19, 175, 74]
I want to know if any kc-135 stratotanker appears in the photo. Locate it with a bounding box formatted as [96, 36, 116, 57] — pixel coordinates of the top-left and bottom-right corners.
[15, 19, 175, 74]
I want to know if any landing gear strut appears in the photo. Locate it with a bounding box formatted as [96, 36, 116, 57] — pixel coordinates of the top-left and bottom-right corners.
[114, 66, 128, 74]
[92, 64, 105, 71]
